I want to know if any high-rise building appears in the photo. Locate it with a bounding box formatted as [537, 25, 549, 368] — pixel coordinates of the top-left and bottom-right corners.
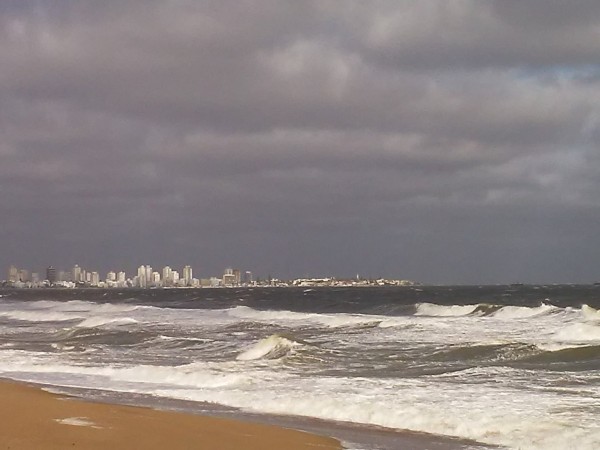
[233, 269, 241, 285]
[72, 265, 82, 283]
[162, 266, 173, 286]
[8, 265, 18, 283]
[222, 267, 236, 286]
[58, 271, 70, 282]
[137, 265, 147, 288]
[106, 271, 116, 282]
[244, 271, 253, 284]
[46, 266, 57, 284]
[17, 269, 29, 282]
[91, 272, 100, 286]
[183, 265, 193, 286]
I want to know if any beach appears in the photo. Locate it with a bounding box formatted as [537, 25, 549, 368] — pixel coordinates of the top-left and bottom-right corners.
[0, 380, 341, 450]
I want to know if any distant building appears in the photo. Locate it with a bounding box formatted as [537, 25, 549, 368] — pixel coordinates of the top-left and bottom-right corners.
[233, 269, 241, 285]
[8, 265, 18, 283]
[134, 265, 154, 288]
[18, 269, 29, 282]
[183, 265, 193, 286]
[46, 266, 57, 284]
[222, 267, 236, 286]
[162, 266, 173, 286]
[72, 265, 82, 283]
[58, 270, 71, 282]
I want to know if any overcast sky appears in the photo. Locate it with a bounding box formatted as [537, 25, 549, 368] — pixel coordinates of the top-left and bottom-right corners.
[2, 1, 600, 284]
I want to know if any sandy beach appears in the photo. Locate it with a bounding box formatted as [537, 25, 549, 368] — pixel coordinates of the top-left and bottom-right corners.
[0, 380, 341, 450]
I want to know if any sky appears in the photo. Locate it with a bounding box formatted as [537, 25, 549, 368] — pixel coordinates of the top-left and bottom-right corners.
[1, 1, 600, 284]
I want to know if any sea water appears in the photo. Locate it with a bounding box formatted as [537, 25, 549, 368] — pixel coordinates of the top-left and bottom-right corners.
[1, 286, 600, 449]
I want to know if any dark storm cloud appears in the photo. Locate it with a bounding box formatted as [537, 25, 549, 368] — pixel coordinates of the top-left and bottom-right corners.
[1, 1, 600, 283]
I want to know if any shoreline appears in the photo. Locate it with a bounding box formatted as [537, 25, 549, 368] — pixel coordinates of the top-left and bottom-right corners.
[1, 379, 494, 449]
[0, 379, 342, 450]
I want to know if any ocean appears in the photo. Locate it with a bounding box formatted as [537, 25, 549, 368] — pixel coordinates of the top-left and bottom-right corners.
[1, 285, 600, 449]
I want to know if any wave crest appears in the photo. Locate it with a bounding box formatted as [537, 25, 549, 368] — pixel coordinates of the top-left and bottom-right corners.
[74, 317, 138, 328]
[236, 334, 300, 361]
[415, 303, 479, 317]
[490, 303, 558, 319]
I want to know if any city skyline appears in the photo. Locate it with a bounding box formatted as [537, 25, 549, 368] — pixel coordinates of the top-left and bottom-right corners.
[2, 2, 600, 285]
[4, 261, 418, 288]
[4, 262, 253, 288]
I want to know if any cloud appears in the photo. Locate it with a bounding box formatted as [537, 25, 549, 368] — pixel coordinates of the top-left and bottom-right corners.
[1, 1, 600, 283]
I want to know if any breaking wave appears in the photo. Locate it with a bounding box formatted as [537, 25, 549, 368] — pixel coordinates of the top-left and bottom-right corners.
[226, 305, 380, 328]
[414, 302, 561, 319]
[236, 334, 300, 361]
[74, 317, 139, 329]
[582, 304, 600, 321]
[0, 311, 84, 323]
[489, 303, 558, 319]
[415, 303, 479, 317]
[554, 323, 600, 343]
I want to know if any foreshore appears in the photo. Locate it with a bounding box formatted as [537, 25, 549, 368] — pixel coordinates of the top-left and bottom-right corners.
[0, 379, 494, 450]
[0, 380, 341, 450]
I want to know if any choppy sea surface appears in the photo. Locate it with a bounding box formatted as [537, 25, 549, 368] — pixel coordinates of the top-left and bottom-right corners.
[1, 285, 600, 449]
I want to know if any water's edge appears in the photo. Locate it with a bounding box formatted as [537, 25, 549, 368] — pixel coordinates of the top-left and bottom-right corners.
[31, 380, 495, 450]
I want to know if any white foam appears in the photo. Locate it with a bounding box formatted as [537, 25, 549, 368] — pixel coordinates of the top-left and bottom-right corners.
[226, 306, 380, 328]
[0, 311, 84, 322]
[74, 317, 138, 328]
[236, 335, 299, 361]
[153, 372, 600, 450]
[554, 323, 600, 343]
[415, 303, 479, 317]
[55, 417, 101, 428]
[491, 303, 557, 319]
[31, 300, 138, 314]
[582, 304, 600, 321]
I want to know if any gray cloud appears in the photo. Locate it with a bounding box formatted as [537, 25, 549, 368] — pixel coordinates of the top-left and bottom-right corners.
[1, 1, 600, 283]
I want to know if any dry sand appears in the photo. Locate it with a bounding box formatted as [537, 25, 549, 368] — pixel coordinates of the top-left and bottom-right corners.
[0, 380, 341, 450]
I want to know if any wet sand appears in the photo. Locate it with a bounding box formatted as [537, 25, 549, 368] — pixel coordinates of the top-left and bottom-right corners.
[0, 380, 341, 450]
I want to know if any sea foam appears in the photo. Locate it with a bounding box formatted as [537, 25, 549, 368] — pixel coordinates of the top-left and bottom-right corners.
[415, 303, 479, 317]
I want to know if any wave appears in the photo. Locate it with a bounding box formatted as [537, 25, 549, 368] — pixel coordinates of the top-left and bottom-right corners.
[30, 300, 139, 314]
[522, 344, 600, 365]
[489, 303, 558, 319]
[74, 317, 139, 329]
[582, 304, 600, 321]
[226, 305, 381, 328]
[430, 343, 541, 364]
[554, 323, 600, 343]
[0, 311, 84, 323]
[414, 302, 564, 320]
[236, 334, 300, 361]
[414, 303, 479, 317]
[0, 356, 251, 390]
[432, 341, 600, 367]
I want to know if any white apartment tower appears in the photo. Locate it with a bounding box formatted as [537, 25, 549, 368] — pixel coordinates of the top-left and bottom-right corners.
[162, 266, 173, 286]
[72, 265, 82, 283]
[183, 265, 193, 286]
